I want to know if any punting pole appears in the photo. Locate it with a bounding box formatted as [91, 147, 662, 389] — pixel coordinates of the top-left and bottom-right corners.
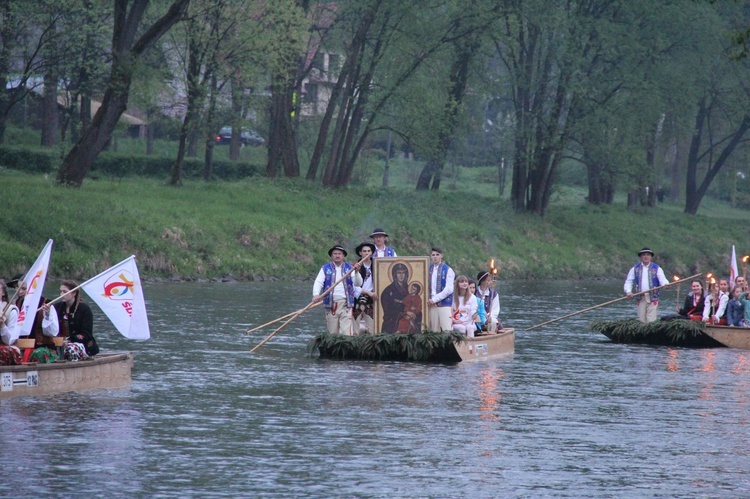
[524, 272, 703, 332]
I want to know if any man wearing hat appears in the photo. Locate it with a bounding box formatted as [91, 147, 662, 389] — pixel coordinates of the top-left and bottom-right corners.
[476, 271, 501, 333]
[369, 228, 397, 258]
[313, 245, 359, 335]
[427, 247, 454, 332]
[624, 247, 669, 323]
[353, 242, 377, 334]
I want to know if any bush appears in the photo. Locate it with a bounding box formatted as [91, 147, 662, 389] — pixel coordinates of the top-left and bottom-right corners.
[0, 146, 55, 173]
[90, 153, 261, 180]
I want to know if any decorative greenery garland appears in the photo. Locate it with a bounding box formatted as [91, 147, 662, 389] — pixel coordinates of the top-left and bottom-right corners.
[590, 318, 723, 347]
[308, 331, 467, 361]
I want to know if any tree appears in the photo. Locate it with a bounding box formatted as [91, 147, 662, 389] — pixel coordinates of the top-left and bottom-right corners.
[57, 0, 189, 187]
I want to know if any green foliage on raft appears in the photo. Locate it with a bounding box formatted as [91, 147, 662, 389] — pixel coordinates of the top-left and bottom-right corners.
[589, 318, 721, 347]
[307, 330, 467, 361]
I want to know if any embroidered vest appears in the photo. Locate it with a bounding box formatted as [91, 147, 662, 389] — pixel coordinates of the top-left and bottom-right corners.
[429, 263, 452, 307]
[477, 287, 498, 317]
[372, 247, 396, 258]
[322, 262, 355, 309]
[632, 262, 661, 302]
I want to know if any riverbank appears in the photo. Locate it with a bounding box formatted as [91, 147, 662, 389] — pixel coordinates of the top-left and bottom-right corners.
[1, 170, 748, 282]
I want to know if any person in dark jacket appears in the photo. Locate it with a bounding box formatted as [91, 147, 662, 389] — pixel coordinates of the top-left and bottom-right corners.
[675, 280, 707, 321]
[53, 280, 99, 357]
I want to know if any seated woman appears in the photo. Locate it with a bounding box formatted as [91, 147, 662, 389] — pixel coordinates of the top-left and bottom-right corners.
[451, 275, 477, 338]
[9, 275, 60, 348]
[0, 279, 22, 365]
[726, 285, 748, 327]
[52, 280, 99, 359]
[676, 280, 707, 321]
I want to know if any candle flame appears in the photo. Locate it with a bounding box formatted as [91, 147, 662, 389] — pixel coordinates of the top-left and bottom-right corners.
[744, 255, 749, 263]
[711, 278, 716, 284]
[706, 272, 713, 279]
[673, 275, 680, 281]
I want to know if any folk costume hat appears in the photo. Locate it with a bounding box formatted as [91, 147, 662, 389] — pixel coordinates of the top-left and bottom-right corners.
[355, 242, 376, 257]
[637, 247, 655, 257]
[476, 271, 490, 285]
[369, 228, 388, 238]
[328, 245, 348, 257]
[6, 273, 23, 288]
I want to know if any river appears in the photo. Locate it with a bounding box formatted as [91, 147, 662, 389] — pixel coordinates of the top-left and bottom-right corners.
[2, 280, 750, 497]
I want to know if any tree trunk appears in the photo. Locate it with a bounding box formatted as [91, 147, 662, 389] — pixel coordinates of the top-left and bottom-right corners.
[41, 72, 58, 147]
[57, 0, 189, 187]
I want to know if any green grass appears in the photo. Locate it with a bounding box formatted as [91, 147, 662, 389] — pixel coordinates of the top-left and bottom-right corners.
[0, 168, 748, 282]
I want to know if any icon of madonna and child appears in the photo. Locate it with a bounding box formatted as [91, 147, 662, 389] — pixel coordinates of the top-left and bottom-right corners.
[375, 257, 429, 334]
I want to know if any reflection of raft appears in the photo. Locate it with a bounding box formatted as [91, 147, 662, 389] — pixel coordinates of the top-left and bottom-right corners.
[590, 319, 725, 348]
[702, 325, 750, 349]
[309, 329, 515, 362]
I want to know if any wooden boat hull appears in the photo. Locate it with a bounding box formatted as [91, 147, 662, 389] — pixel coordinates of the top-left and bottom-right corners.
[591, 319, 725, 348]
[448, 329, 515, 361]
[1, 352, 133, 399]
[703, 325, 750, 349]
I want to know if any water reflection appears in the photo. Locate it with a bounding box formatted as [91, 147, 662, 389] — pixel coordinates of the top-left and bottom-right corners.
[1, 279, 750, 496]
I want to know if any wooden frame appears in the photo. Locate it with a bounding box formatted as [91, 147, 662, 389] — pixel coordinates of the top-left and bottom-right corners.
[374, 256, 429, 334]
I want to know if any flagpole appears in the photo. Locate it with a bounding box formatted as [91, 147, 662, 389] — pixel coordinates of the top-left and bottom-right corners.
[41, 255, 136, 310]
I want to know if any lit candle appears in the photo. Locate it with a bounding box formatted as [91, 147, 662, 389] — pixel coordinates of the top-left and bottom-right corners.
[743, 256, 749, 279]
[673, 275, 681, 306]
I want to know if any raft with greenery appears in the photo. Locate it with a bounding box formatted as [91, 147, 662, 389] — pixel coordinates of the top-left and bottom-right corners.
[590, 319, 725, 348]
[308, 331, 468, 362]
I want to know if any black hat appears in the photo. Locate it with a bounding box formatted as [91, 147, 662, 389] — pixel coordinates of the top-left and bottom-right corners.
[328, 245, 347, 257]
[476, 271, 490, 284]
[355, 242, 376, 257]
[369, 228, 388, 238]
[6, 273, 23, 288]
[637, 247, 655, 257]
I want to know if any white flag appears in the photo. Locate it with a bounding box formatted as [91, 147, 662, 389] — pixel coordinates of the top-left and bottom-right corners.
[17, 239, 53, 336]
[730, 245, 739, 288]
[81, 255, 150, 340]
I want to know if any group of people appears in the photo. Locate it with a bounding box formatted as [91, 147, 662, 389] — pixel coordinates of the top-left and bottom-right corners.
[312, 228, 503, 337]
[623, 247, 750, 326]
[0, 275, 99, 366]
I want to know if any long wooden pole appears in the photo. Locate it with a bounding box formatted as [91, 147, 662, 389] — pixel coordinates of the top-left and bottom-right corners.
[524, 272, 703, 332]
[250, 259, 361, 352]
[245, 301, 323, 334]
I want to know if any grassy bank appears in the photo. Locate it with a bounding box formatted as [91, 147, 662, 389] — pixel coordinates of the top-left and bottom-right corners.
[0, 169, 748, 282]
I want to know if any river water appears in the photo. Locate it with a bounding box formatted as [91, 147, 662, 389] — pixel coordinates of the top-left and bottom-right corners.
[2, 280, 750, 497]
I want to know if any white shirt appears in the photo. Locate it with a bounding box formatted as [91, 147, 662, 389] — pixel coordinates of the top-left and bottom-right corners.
[374, 246, 397, 258]
[353, 262, 373, 298]
[41, 306, 60, 337]
[313, 264, 348, 301]
[1, 302, 19, 345]
[478, 286, 500, 322]
[703, 291, 729, 321]
[430, 264, 455, 304]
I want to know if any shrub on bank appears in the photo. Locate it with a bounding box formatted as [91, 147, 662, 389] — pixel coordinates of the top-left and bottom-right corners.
[0, 145, 261, 180]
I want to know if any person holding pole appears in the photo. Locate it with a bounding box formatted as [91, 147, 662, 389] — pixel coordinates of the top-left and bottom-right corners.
[476, 271, 500, 333]
[427, 247, 454, 332]
[8, 273, 59, 349]
[51, 280, 99, 358]
[312, 245, 359, 336]
[624, 247, 669, 323]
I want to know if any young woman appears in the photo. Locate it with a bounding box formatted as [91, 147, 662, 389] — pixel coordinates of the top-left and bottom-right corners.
[53, 280, 99, 358]
[726, 285, 748, 327]
[451, 275, 477, 337]
[676, 280, 707, 321]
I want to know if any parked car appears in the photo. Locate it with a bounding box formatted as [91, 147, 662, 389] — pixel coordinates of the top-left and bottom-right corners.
[215, 126, 265, 146]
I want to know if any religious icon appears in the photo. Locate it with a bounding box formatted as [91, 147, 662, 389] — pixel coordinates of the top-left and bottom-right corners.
[374, 256, 429, 334]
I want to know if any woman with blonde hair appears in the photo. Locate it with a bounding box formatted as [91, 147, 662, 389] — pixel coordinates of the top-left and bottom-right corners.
[451, 275, 477, 338]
